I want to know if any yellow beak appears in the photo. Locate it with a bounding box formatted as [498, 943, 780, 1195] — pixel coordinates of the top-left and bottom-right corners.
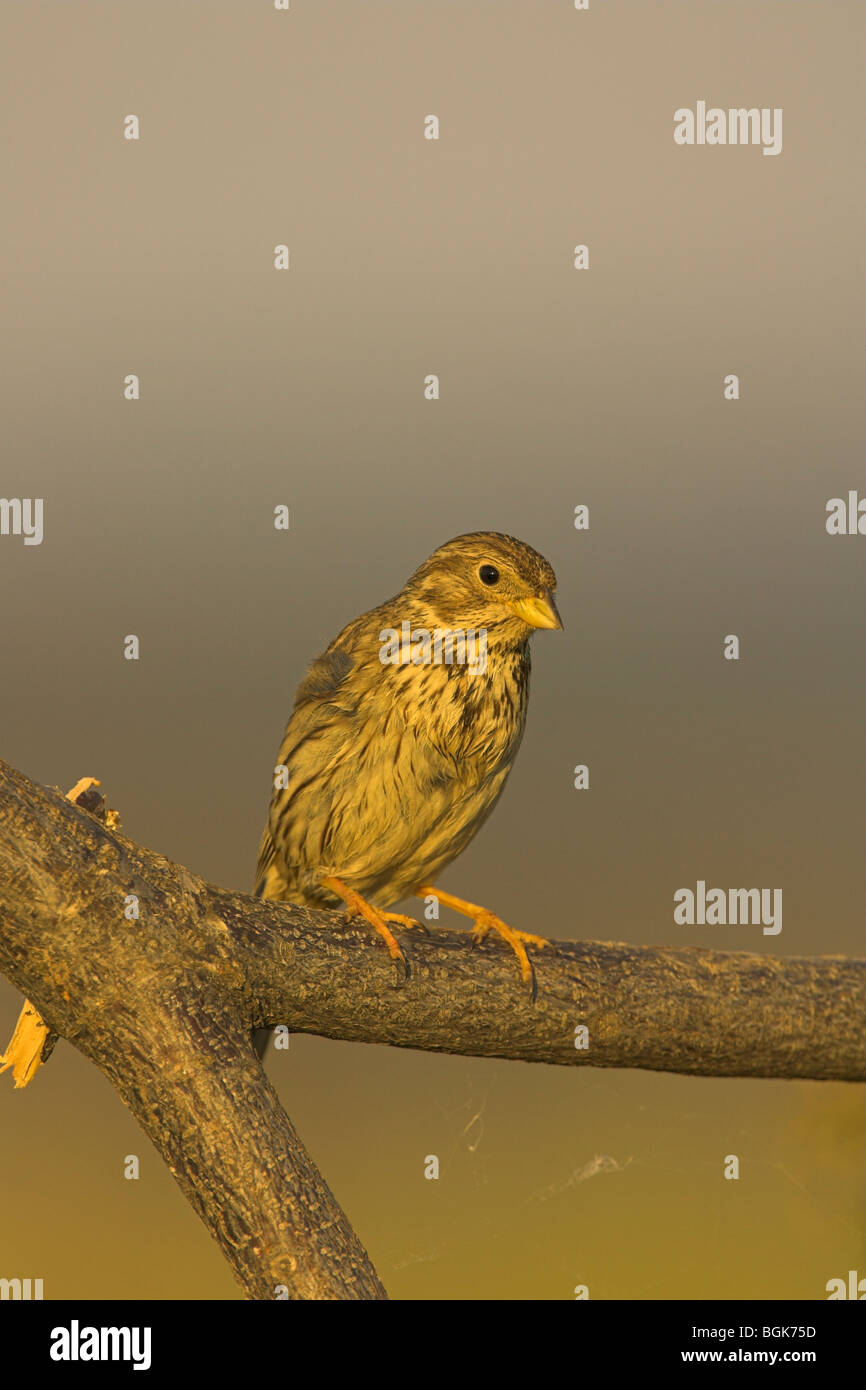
[506, 590, 563, 630]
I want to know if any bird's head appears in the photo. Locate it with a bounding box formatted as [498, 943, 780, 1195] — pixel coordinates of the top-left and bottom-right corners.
[402, 532, 562, 648]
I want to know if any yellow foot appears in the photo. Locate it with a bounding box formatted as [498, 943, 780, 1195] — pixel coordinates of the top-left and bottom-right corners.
[65, 775, 101, 801]
[380, 911, 429, 934]
[320, 875, 413, 985]
[0, 1003, 51, 1089]
[417, 885, 549, 1001]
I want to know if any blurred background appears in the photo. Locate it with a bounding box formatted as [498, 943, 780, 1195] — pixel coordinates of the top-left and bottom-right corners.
[0, 0, 863, 1299]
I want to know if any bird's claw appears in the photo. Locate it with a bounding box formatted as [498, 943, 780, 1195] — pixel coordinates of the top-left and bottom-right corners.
[381, 911, 428, 935]
[527, 958, 538, 1004]
[469, 912, 542, 1003]
[340, 902, 412, 985]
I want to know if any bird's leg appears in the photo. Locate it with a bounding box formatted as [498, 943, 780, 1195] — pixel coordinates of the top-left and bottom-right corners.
[416, 884, 549, 1001]
[319, 875, 416, 984]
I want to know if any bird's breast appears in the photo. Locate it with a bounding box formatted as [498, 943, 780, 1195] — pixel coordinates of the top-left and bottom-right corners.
[390, 650, 529, 776]
[270, 642, 532, 907]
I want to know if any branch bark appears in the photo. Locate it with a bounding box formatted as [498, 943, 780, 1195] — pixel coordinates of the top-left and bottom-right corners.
[1, 757, 863, 1298]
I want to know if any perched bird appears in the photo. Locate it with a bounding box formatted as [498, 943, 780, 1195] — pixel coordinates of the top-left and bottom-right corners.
[253, 532, 561, 1048]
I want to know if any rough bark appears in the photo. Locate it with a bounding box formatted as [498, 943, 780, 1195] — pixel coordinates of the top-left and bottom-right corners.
[0, 758, 863, 1298]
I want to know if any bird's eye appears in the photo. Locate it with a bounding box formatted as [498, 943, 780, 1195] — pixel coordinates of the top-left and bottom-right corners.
[479, 564, 500, 586]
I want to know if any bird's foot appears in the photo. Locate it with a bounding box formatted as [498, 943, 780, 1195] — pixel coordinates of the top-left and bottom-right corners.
[417, 885, 548, 1002]
[470, 916, 549, 951]
[469, 913, 548, 1002]
[380, 911, 429, 935]
[320, 875, 412, 985]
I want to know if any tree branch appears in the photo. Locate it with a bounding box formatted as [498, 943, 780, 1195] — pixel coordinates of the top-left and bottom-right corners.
[1, 757, 863, 1297]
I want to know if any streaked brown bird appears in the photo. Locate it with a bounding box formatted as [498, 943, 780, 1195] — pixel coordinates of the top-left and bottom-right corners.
[253, 532, 561, 1048]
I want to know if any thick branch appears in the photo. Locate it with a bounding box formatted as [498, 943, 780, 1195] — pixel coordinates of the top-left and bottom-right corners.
[0, 760, 386, 1300]
[1, 758, 864, 1297]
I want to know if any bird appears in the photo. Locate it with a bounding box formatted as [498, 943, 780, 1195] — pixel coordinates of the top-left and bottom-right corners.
[253, 532, 562, 1054]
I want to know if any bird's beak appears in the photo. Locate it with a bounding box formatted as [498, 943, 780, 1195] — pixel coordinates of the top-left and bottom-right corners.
[507, 590, 563, 630]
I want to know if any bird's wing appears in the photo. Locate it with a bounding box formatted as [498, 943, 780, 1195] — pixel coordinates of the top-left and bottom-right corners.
[254, 606, 504, 903]
[253, 823, 284, 899]
[292, 646, 357, 709]
[253, 634, 366, 899]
